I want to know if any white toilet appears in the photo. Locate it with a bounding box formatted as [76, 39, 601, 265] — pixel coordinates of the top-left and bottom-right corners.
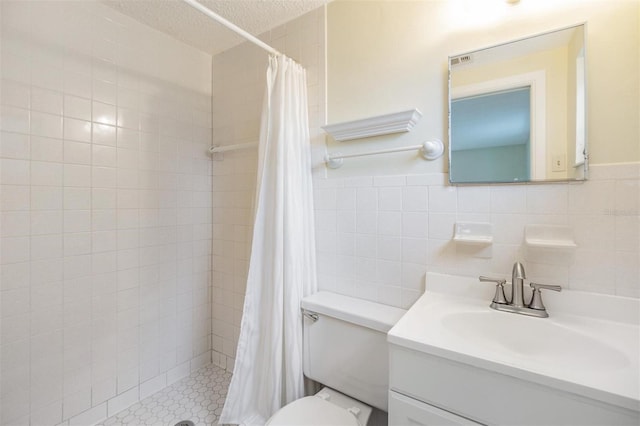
[266, 291, 407, 426]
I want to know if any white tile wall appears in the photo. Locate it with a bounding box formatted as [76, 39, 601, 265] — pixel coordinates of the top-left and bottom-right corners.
[314, 164, 640, 308]
[0, 1, 213, 425]
[210, 7, 326, 370]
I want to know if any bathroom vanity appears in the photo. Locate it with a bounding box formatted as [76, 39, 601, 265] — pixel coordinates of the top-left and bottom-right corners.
[387, 273, 640, 425]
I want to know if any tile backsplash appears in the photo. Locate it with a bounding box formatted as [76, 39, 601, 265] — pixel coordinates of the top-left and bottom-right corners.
[0, 1, 212, 425]
[314, 164, 640, 309]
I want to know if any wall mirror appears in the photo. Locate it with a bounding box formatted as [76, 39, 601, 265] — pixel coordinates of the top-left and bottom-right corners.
[448, 24, 587, 184]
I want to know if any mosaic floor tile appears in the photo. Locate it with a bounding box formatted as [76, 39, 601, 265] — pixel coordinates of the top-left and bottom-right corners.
[97, 364, 231, 426]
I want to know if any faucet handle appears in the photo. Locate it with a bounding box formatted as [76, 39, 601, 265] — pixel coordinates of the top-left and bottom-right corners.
[530, 282, 562, 292]
[479, 276, 506, 285]
[479, 276, 509, 305]
[528, 282, 562, 312]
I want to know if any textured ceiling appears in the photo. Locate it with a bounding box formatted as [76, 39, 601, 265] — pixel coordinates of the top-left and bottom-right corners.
[103, 0, 327, 55]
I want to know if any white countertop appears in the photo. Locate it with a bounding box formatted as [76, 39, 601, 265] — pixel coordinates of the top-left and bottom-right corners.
[388, 273, 640, 412]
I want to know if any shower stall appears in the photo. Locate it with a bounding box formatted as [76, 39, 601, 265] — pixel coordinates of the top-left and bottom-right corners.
[0, 1, 326, 424]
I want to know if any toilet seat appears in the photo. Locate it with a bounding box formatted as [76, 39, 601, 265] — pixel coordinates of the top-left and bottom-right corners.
[265, 395, 361, 426]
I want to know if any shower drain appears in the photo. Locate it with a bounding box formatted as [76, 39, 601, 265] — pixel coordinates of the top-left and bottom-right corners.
[175, 421, 195, 426]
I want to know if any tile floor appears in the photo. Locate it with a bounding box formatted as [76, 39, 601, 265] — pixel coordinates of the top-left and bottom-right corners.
[97, 364, 231, 426]
[96, 363, 387, 426]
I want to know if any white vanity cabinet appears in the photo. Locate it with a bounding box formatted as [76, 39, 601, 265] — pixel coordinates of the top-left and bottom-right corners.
[388, 344, 639, 426]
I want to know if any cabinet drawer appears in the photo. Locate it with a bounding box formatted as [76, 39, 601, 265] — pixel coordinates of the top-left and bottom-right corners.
[389, 391, 482, 426]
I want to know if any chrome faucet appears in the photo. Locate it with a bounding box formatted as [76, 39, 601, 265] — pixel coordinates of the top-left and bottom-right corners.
[511, 262, 526, 308]
[479, 262, 561, 318]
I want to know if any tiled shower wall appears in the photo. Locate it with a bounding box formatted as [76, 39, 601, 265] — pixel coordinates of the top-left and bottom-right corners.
[0, 2, 212, 425]
[211, 7, 326, 370]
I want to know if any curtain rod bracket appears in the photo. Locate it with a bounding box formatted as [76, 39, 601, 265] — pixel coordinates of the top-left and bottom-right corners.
[325, 153, 344, 169]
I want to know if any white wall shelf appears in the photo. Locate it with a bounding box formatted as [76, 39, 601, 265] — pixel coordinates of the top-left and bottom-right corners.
[322, 108, 423, 141]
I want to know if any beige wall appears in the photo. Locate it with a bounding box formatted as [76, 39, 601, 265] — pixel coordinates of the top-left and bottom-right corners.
[327, 0, 639, 176]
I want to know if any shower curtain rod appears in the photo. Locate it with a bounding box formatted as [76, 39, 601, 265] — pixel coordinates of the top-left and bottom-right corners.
[182, 0, 281, 56]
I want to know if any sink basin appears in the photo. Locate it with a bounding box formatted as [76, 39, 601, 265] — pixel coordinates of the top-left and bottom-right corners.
[442, 311, 630, 371]
[387, 272, 640, 412]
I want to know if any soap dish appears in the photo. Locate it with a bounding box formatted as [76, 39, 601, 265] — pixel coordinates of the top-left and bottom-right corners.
[524, 224, 576, 249]
[453, 222, 493, 245]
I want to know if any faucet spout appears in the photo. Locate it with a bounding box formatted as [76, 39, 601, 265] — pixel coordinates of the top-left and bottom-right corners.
[511, 262, 526, 308]
[479, 262, 561, 318]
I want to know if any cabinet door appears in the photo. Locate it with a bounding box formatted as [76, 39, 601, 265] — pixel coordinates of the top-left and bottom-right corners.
[389, 391, 482, 426]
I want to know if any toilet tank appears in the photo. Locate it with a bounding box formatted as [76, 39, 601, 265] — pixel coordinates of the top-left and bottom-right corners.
[301, 292, 406, 412]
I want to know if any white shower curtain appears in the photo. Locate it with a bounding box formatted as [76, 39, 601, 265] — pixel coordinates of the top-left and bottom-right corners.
[219, 54, 318, 425]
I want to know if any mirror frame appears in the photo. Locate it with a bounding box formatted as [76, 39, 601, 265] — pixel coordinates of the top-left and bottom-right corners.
[448, 23, 589, 185]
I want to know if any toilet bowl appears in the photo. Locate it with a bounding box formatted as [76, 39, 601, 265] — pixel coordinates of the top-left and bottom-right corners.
[266, 388, 372, 426]
[265, 292, 406, 426]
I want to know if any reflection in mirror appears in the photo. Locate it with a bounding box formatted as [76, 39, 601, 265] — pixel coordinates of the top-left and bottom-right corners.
[449, 25, 587, 184]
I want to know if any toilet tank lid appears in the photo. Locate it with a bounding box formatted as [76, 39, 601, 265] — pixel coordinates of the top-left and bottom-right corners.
[301, 292, 406, 333]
